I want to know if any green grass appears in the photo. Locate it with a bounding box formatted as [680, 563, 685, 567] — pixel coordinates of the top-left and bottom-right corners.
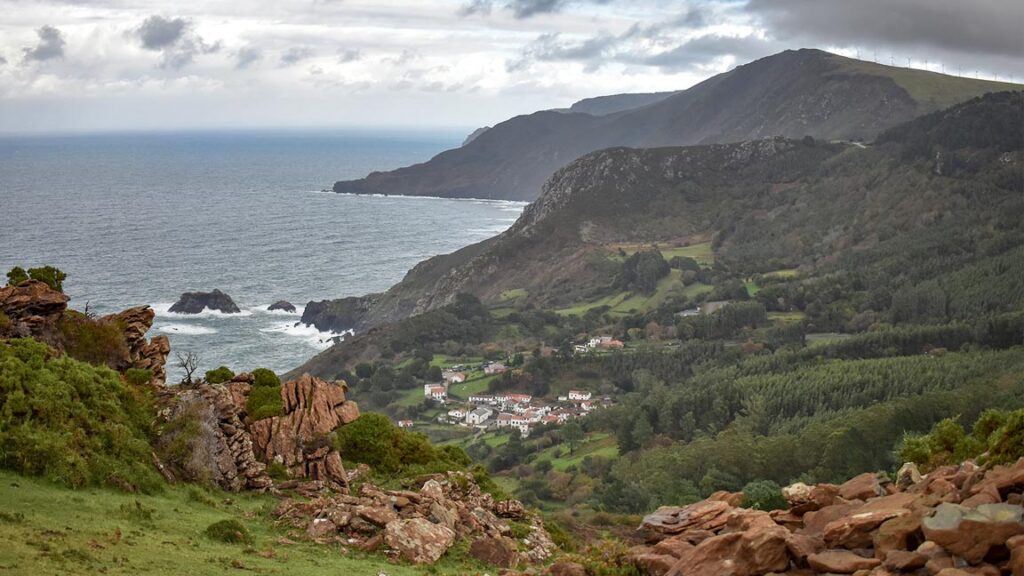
[499, 288, 529, 302]
[395, 386, 427, 407]
[0, 470, 430, 576]
[744, 280, 760, 297]
[768, 311, 806, 323]
[658, 242, 714, 266]
[536, 433, 619, 472]
[448, 375, 495, 400]
[763, 268, 799, 279]
[558, 270, 713, 318]
[429, 355, 483, 369]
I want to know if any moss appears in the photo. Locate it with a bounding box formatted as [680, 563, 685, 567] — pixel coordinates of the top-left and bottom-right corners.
[205, 366, 234, 384]
[203, 519, 251, 545]
[251, 368, 280, 388]
[246, 386, 284, 421]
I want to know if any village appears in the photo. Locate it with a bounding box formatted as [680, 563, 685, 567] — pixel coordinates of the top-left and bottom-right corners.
[396, 335, 625, 437]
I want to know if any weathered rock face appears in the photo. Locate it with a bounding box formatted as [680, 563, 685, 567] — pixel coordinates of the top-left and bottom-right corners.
[628, 458, 1024, 576]
[272, 471, 555, 566]
[157, 373, 359, 492]
[249, 374, 359, 488]
[156, 382, 273, 492]
[0, 279, 69, 338]
[169, 289, 240, 314]
[268, 300, 296, 313]
[105, 306, 170, 384]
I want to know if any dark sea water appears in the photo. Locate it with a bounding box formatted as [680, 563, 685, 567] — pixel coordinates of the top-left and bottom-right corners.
[0, 130, 524, 380]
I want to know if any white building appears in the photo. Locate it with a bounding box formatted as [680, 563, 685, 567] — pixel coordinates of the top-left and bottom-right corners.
[495, 413, 515, 428]
[466, 407, 494, 426]
[443, 370, 467, 384]
[425, 385, 447, 401]
[397, 420, 414, 429]
[568, 390, 592, 401]
[447, 408, 466, 421]
[468, 394, 496, 405]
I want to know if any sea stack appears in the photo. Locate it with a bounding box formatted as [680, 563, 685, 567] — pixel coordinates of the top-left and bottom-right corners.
[169, 289, 241, 314]
[268, 300, 297, 313]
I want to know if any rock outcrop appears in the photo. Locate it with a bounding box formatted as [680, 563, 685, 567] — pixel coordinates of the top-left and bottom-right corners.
[273, 471, 555, 566]
[169, 289, 240, 314]
[0, 279, 69, 338]
[249, 374, 359, 489]
[268, 300, 297, 313]
[156, 373, 358, 493]
[626, 458, 1024, 576]
[105, 306, 170, 384]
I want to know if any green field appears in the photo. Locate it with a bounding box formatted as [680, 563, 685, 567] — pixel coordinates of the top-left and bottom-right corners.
[768, 311, 807, 323]
[608, 241, 715, 267]
[0, 471, 435, 576]
[763, 268, 800, 279]
[558, 270, 713, 317]
[499, 288, 529, 302]
[536, 433, 619, 472]
[447, 375, 496, 400]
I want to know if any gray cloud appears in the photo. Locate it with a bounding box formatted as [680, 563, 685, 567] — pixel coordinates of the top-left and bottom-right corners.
[22, 25, 65, 62]
[235, 46, 262, 69]
[133, 15, 219, 69]
[459, 0, 612, 19]
[337, 48, 362, 63]
[136, 16, 187, 50]
[0, 55, 7, 66]
[280, 47, 313, 66]
[746, 0, 1024, 59]
[643, 34, 777, 71]
[459, 0, 493, 16]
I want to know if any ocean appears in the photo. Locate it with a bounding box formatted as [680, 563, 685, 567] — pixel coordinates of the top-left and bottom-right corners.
[0, 130, 524, 380]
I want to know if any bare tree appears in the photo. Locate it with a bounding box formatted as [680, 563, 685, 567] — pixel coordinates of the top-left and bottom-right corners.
[176, 351, 199, 384]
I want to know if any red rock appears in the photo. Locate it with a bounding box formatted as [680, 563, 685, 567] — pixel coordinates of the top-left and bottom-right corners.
[633, 552, 679, 576]
[922, 503, 1024, 563]
[823, 507, 909, 549]
[968, 459, 1024, 499]
[640, 500, 734, 536]
[306, 517, 336, 539]
[664, 525, 790, 576]
[883, 549, 926, 570]
[874, 513, 925, 558]
[708, 490, 745, 507]
[468, 536, 520, 568]
[652, 538, 695, 558]
[785, 533, 824, 562]
[383, 518, 456, 564]
[784, 483, 841, 514]
[548, 560, 587, 576]
[807, 549, 881, 573]
[0, 279, 69, 321]
[839, 473, 887, 501]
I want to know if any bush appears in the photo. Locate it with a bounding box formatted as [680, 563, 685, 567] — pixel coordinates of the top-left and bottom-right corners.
[124, 368, 153, 387]
[740, 480, 787, 511]
[246, 385, 283, 421]
[898, 408, 1024, 470]
[6, 265, 67, 292]
[0, 338, 161, 492]
[205, 366, 234, 384]
[333, 413, 471, 476]
[57, 310, 130, 369]
[251, 368, 280, 388]
[203, 519, 251, 544]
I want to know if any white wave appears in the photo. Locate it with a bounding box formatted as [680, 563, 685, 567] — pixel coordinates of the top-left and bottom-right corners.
[152, 302, 255, 318]
[260, 320, 352, 349]
[153, 323, 218, 336]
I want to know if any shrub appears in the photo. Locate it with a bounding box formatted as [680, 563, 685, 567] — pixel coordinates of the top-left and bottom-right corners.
[251, 368, 280, 388]
[124, 368, 153, 387]
[333, 413, 471, 476]
[0, 338, 161, 492]
[246, 385, 283, 421]
[57, 310, 130, 369]
[6, 265, 67, 292]
[0, 311, 10, 333]
[265, 462, 289, 481]
[740, 480, 787, 511]
[205, 366, 234, 384]
[204, 519, 251, 544]
[898, 408, 1024, 470]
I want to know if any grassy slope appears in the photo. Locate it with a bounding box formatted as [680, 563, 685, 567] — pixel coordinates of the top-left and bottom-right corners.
[838, 57, 1023, 109]
[0, 471, 437, 576]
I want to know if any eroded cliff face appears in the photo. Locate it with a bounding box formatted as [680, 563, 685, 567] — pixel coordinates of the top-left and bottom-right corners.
[155, 372, 360, 493]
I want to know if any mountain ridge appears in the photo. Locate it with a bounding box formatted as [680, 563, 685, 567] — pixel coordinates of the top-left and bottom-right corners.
[333, 49, 1020, 202]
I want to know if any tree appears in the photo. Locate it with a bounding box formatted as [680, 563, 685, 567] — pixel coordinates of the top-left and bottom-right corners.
[175, 351, 199, 384]
[6, 265, 67, 292]
[632, 413, 654, 449]
[562, 422, 584, 454]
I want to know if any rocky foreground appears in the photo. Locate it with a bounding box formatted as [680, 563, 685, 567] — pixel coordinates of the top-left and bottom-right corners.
[623, 460, 1024, 576]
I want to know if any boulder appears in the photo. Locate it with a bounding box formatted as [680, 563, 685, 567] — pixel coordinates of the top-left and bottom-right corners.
[807, 549, 881, 573]
[922, 502, 1024, 563]
[383, 518, 456, 564]
[640, 500, 734, 537]
[664, 525, 790, 576]
[0, 279, 68, 322]
[268, 300, 297, 313]
[784, 482, 841, 514]
[249, 374, 359, 486]
[896, 462, 923, 489]
[839, 472, 887, 501]
[106, 305, 170, 383]
[169, 289, 241, 314]
[548, 560, 587, 576]
[468, 536, 520, 568]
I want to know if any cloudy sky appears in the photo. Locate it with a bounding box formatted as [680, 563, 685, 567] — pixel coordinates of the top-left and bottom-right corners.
[0, 0, 1020, 133]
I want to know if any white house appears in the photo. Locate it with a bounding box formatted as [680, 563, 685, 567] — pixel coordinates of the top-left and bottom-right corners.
[425, 385, 447, 402]
[568, 390, 592, 401]
[484, 362, 509, 376]
[443, 370, 467, 384]
[466, 407, 493, 426]
[447, 408, 466, 421]
[397, 420, 414, 429]
[516, 423, 531, 437]
[495, 413, 515, 428]
[469, 394, 496, 405]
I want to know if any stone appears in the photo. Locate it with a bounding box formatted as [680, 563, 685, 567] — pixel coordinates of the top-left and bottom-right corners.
[468, 536, 520, 568]
[664, 525, 790, 576]
[806, 550, 881, 573]
[708, 490, 745, 507]
[883, 549, 926, 571]
[0, 279, 69, 322]
[839, 473, 887, 501]
[652, 537, 695, 558]
[169, 289, 241, 314]
[897, 462, 923, 489]
[421, 479, 445, 500]
[785, 533, 825, 563]
[383, 518, 456, 564]
[633, 552, 678, 576]
[268, 300, 297, 313]
[922, 503, 1024, 564]
[640, 500, 734, 537]
[785, 483, 842, 515]
[874, 513, 925, 558]
[306, 518, 336, 539]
